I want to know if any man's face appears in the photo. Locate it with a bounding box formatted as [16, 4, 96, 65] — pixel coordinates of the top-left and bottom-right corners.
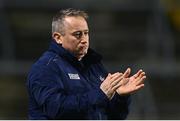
[60, 16, 89, 60]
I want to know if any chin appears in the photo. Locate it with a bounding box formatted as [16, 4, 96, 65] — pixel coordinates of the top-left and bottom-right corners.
[77, 53, 86, 61]
[76, 49, 88, 60]
[80, 54, 85, 58]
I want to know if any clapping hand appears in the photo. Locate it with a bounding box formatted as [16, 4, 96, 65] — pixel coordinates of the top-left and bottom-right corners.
[116, 68, 146, 95]
[100, 68, 146, 99]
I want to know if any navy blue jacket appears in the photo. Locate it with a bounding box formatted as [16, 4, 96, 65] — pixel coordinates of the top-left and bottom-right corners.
[26, 40, 130, 119]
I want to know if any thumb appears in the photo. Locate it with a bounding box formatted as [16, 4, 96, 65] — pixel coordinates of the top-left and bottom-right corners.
[123, 68, 131, 78]
[106, 73, 111, 79]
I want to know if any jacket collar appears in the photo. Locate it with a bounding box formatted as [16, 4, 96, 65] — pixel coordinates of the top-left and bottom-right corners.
[48, 39, 102, 70]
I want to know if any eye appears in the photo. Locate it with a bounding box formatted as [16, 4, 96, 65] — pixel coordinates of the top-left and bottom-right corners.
[73, 31, 82, 39]
[84, 31, 89, 36]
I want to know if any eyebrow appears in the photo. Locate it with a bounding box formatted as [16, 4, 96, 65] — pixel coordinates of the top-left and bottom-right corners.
[73, 29, 89, 32]
[71, 30, 89, 35]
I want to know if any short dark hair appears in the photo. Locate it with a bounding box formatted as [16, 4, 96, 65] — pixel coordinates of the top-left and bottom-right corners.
[52, 8, 88, 35]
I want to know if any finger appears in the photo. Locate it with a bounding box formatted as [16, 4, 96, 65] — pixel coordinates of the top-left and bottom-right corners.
[130, 84, 145, 94]
[116, 78, 129, 92]
[105, 73, 112, 80]
[112, 80, 123, 91]
[134, 84, 145, 91]
[120, 78, 129, 85]
[135, 76, 146, 86]
[110, 74, 124, 87]
[133, 69, 143, 79]
[134, 69, 142, 78]
[115, 78, 129, 90]
[138, 71, 145, 79]
[134, 71, 145, 82]
[111, 72, 122, 77]
[123, 68, 131, 78]
[110, 73, 123, 84]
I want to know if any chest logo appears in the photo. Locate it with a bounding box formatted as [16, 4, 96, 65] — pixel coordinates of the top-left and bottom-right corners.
[99, 76, 105, 82]
[68, 73, 80, 80]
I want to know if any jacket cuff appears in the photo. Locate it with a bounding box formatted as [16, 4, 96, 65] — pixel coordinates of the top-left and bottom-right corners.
[112, 93, 130, 103]
[89, 88, 110, 108]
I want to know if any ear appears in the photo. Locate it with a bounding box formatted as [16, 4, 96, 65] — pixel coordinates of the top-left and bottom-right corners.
[52, 32, 63, 44]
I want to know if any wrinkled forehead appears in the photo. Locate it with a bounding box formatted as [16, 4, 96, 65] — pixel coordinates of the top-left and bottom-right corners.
[63, 16, 89, 32]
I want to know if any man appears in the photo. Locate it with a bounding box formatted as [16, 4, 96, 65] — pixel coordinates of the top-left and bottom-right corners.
[26, 8, 146, 119]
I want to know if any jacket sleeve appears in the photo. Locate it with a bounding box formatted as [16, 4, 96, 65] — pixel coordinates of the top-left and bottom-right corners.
[28, 66, 109, 119]
[107, 93, 131, 119]
[96, 62, 131, 119]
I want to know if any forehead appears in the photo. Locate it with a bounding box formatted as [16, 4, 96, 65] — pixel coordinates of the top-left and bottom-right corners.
[63, 16, 89, 31]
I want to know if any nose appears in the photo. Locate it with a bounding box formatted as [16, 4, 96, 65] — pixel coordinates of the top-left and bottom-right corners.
[80, 34, 88, 44]
[80, 38, 87, 43]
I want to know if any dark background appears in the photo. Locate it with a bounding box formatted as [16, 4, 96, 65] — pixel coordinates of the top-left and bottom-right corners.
[0, 0, 180, 119]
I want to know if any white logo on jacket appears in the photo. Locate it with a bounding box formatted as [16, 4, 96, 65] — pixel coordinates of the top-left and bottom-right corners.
[68, 73, 80, 80]
[99, 76, 105, 82]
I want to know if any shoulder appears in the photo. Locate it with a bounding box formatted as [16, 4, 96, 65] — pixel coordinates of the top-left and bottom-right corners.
[27, 51, 62, 84]
[33, 51, 59, 71]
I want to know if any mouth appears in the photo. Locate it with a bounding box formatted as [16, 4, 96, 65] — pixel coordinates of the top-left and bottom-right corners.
[74, 45, 88, 60]
[80, 44, 88, 50]
[77, 46, 88, 55]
